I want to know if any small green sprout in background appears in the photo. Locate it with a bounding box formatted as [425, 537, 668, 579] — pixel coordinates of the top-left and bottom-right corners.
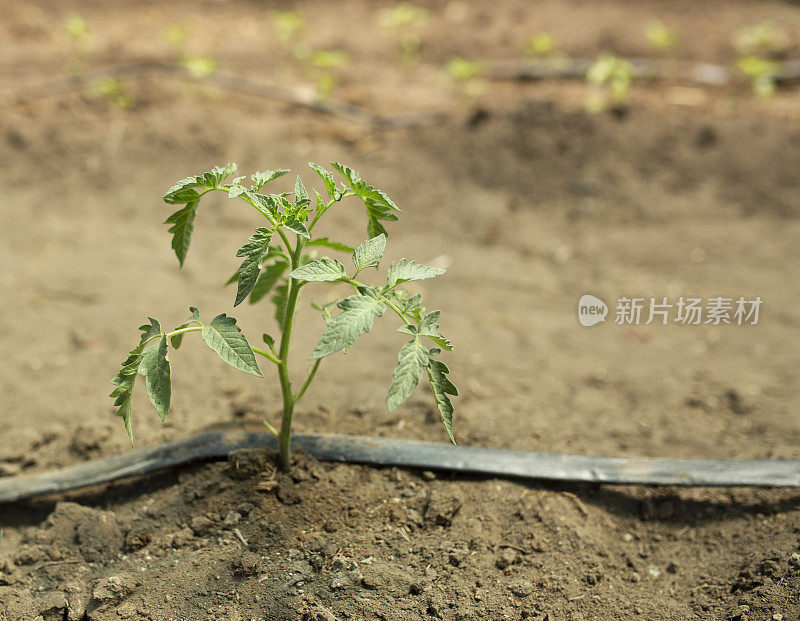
[164, 25, 218, 79]
[733, 23, 788, 99]
[89, 78, 134, 110]
[736, 55, 781, 98]
[377, 3, 429, 66]
[309, 49, 350, 102]
[733, 22, 789, 57]
[271, 10, 307, 53]
[644, 21, 678, 52]
[524, 32, 556, 58]
[268, 11, 348, 102]
[110, 163, 457, 471]
[585, 52, 634, 113]
[446, 57, 487, 107]
[64, 12, 92, 74]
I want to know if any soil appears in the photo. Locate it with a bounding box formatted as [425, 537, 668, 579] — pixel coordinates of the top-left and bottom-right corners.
[2, 0, 800, 619]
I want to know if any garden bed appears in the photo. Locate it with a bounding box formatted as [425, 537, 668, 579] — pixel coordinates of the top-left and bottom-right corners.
[1, 0, 800, 618]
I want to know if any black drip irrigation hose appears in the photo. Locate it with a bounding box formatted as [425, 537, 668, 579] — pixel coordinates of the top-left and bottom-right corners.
[1, 432, 799, 503]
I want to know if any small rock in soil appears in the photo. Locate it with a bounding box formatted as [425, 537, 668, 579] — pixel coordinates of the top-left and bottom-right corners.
[360, 566, 386, 590]
[302, 607, 338, 621]
[424, 492, 462, 527]
[76, 510, 124, 562]
[228, 448, 273, 479]
[788, 552, 800, 566]
[232, 551, 263, 576]
[190, 515, 215, 536]
[92, 574, 135, 604]
[509, 579, 534, 598]
[329, 572, 350, 590]
[496, 548, 521, 570]
[14, 545, 45, 566]
[0, 461, 22, 477]
[124, 527, 152, 551]
[35, 590, 68, 621]
[277, 475, 302, 505]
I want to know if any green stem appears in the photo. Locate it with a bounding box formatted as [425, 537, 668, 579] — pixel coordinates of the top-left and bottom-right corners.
[166, 326, 203, 338]
[344, 277, 413, 324]
[251, 346, 281, 365]
[276, 236, 306, 470]
[293, 359, 321, 402]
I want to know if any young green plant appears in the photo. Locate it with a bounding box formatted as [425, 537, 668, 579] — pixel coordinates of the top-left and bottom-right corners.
[110, 163, 457, 470]
[585, 53, 634, 113]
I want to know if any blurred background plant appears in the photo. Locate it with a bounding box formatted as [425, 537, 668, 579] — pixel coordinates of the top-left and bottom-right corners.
[733, 22, 788, 98]
[64, 12, 92, 74]
[585, 52, 634, 113]
[89, 78, 134, 110]
[308, 49, 350, 101]
[377, 3, 429, 66]
[523, 32, 556, 58]
[269, 10, 349, 102]
[271, 10, 308, 60]
[445, 56, 486, 109]
[644, 20, 678, 53]
[165, 25, 218, 79]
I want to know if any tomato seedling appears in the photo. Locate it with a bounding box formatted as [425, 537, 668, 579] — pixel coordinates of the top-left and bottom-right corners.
[111, 163, 457, 469]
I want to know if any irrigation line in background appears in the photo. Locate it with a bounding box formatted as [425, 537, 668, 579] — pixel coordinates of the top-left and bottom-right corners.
[1, 432, 799, 503]
[4, 56, 800, 128]
[0, 60, 441, 128]
[486, 57, 800, 85]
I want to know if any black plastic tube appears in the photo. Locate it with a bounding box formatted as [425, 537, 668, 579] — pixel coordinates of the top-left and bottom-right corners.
[1, 432, 799, 503]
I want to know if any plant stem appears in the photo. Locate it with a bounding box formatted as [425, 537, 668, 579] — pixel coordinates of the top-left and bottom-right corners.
[293, 359, 320, 402]
[251, 346, 281, 365]
[276, 235, 306, 470]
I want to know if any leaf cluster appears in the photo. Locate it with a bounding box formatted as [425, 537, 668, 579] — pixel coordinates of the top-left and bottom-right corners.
[114, 161, 456, 446]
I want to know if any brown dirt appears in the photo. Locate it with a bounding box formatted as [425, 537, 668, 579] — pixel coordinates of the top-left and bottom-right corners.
[2, 1, 800, 619]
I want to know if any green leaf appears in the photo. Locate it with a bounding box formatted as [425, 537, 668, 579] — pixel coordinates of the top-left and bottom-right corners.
[353, 234, 386, 272]
[164, 201, 198, 267]
[171, 306, 200, 349]
[388, 259, 446, 287]
[251, 169, 290, 190]
[308, 162, 335, 196]
[250, 260, 288, 304]
[138, 336, 171, 421]
[357, 185, 399, 213]
[417, 310, 453, 351]
[272, 283, 289, 329]
[162, 163, 237, 203]
[364, 199, 399, 239]
[137, 317, 162, 345]
[262, 333, 275, 349]
[201, 314, 263, 377]
[228, 184, 246, 198]
[404, 293, 423, 315]
[110, 349, 144, 443]
[206, 163, 238, 186]
[284, 219, 310, 238]
[310, 290, 386, 359]
[234, 227, 274, 306]
[307, 237, 355, 253]
[290, 257, 346, 282]
[387, 338, 429, 411]
[330, 162, 363, 190]
[427, 358, 457, 444]
[244, 191, 280, 221]
[294, 175, 309, 205]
